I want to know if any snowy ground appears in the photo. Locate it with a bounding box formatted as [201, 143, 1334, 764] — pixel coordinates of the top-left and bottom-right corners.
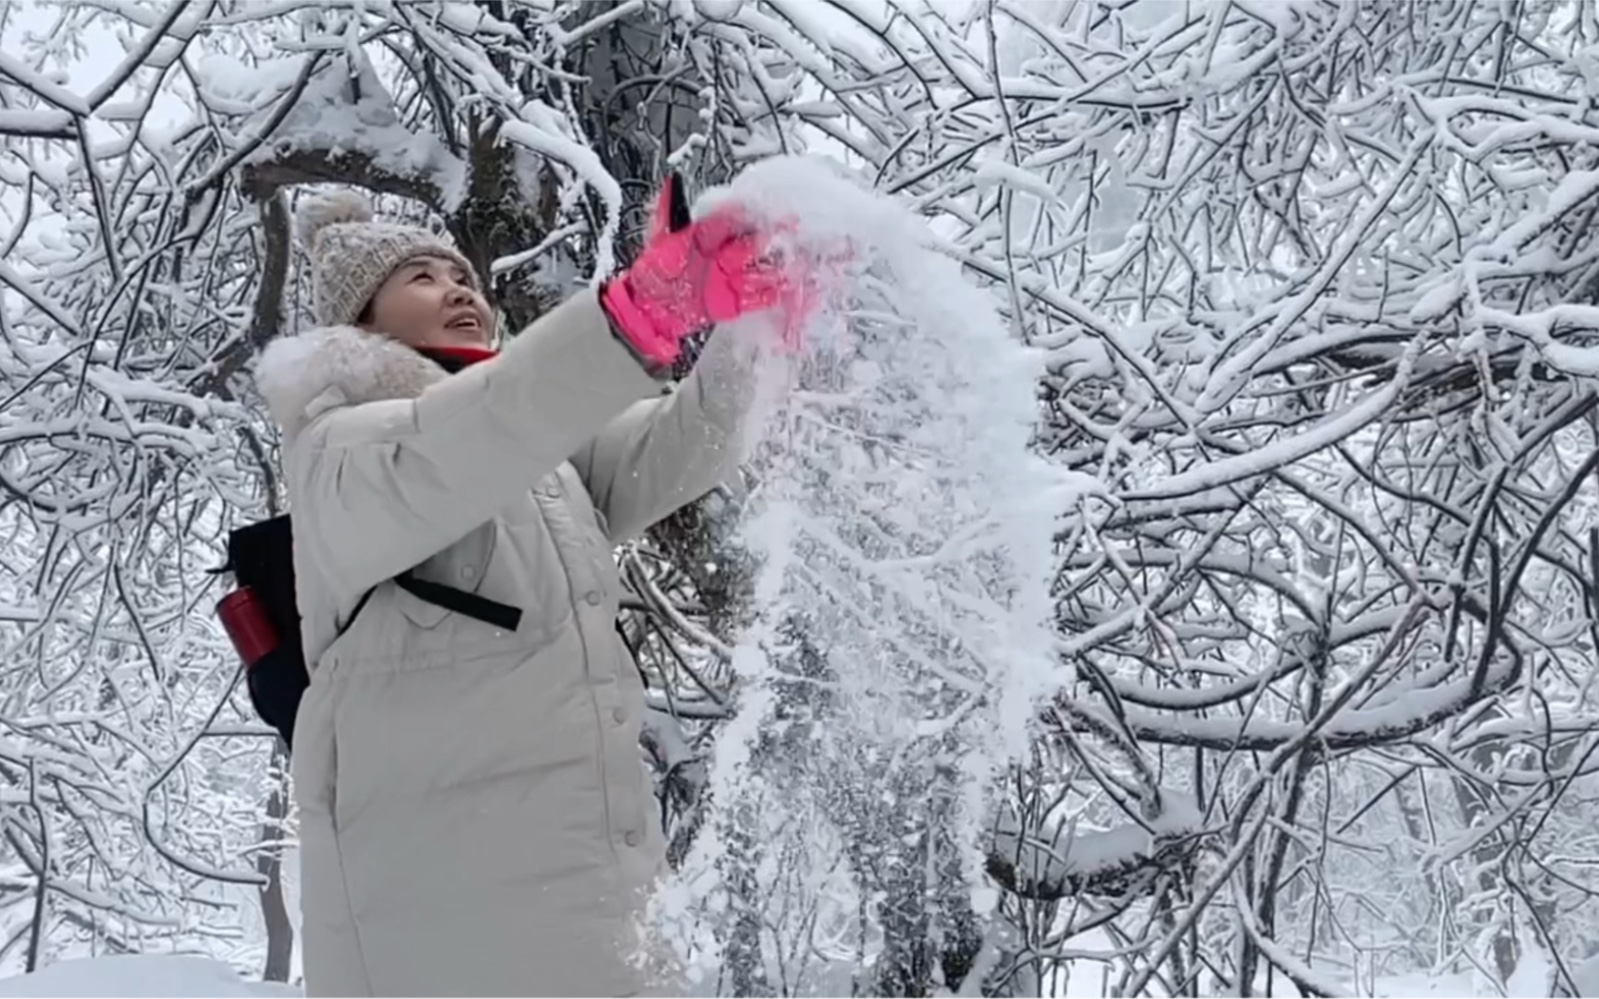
[0, 956, 299, 997]
[1, 950, 1573, 998]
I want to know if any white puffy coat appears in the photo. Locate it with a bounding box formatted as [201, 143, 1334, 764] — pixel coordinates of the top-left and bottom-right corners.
[255, 291, 745, 996]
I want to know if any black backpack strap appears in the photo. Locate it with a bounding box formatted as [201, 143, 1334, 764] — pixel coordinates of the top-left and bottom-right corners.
[338, 586, 379, 639]
[395, 572, 523, 632]
[332, 574, 524, 642]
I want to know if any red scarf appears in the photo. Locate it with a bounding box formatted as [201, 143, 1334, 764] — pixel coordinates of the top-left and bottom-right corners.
[420, 345, 499, 371]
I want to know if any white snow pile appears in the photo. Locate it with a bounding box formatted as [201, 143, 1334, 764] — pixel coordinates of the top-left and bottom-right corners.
[648, 155, 1069, 992]
[0, 956, 298, 998]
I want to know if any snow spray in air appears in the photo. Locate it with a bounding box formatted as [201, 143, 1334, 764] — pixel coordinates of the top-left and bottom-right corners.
[646, 155, 1068, 994]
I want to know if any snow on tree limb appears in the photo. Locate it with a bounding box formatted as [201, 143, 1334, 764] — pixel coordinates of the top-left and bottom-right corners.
[987, 806, 1205, 903]
[238, 52, 466, 210]
[0, 110, 76, 139]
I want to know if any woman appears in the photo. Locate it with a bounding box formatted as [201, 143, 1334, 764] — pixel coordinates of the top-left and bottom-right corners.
[254, 180, 804, 997]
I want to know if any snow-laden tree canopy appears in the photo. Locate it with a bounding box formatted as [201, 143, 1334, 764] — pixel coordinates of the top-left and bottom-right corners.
[4, 1, 1599, 995]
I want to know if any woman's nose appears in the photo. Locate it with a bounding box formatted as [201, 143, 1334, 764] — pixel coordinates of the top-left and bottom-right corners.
[445, 284, 472, 305]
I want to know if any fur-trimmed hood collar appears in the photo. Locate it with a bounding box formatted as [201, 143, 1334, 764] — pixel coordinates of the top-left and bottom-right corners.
[254, 326, 445, 437]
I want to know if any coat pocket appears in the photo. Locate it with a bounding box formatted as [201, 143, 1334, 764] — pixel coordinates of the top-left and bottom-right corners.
[354, 586, 563, 675]
[386, 519, 498, 632]
[390, 581, 448, 630]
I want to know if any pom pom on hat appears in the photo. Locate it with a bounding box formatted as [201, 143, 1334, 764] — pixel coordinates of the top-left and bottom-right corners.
[296, 188, 375, 252]
[293, 186, 478, 328]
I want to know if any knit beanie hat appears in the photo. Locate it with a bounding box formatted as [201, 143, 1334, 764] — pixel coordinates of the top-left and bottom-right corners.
[296, 189, 479, 328]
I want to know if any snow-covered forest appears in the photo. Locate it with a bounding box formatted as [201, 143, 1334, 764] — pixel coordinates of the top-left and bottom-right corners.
[5, 0, 1599, 995]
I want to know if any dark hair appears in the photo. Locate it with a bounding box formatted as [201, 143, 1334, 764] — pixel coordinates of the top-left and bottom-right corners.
[357, 300, 374, 325]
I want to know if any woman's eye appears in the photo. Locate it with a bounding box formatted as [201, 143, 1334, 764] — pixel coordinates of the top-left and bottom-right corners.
[413, 272, 433, 283]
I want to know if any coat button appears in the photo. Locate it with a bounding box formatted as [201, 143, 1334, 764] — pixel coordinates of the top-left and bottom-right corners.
[624, 830, 640, 848]
[612, 707, 626, 725]
[542, 485, 561, 499]
[584, 590, 603, 606]
[459, 565, 474, 581]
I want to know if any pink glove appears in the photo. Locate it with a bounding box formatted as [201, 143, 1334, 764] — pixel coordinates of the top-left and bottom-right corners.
[600, 174, 804, 367]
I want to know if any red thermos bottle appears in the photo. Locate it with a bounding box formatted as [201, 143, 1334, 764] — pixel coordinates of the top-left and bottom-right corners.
[216, 587, 278, 668]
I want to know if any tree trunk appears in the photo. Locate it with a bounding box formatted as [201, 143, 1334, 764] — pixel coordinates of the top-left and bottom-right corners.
[257, 741, 294, 982]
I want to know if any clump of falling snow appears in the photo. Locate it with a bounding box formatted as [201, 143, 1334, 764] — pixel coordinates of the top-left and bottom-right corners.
[650, 155, 1070, 994]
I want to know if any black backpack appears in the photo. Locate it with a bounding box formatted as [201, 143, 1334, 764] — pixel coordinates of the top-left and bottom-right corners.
[214, 515, 521, 749]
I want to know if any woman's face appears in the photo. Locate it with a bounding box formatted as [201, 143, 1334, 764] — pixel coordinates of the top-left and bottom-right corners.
[362, 255, 493, 349]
